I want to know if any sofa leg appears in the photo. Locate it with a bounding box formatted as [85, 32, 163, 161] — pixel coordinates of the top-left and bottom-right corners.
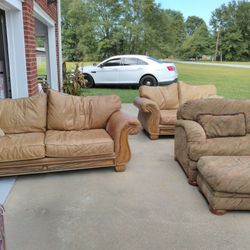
[150, 134, 159, 140]
[188, 179, 198, 186]
[209, 205, 226, 216]
[115, 165, 126, 172]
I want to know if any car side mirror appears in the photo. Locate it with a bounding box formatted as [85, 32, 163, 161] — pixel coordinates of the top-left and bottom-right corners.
[99, 64, 103, 68]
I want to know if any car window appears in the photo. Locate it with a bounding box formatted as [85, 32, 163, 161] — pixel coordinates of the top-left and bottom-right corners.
[137, 59, 148, 65]
[122, 58, 148, 66]
[102, 58, 121, 67]
[147, 57, 163, 64]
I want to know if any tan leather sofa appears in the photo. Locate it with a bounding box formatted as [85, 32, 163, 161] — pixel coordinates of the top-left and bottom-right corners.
[0, 90, 140, 177]
[175, 98, 250, 185]
[134, 81, 219, 139]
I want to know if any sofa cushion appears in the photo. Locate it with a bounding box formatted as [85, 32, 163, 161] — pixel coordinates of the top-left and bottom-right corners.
[160, 110, 177, 125]
[178, 81, 217, 105]
[197, 113, 247, 138]
[139, 83, 179, 110]
[198, 156, 250, 194]
[177, 99, 250, 133]
[45, 129, 114, 157]
[0, 132, 45, 162]
[47, 90, 121, 130]
[0, 94, 47, 134]
[188, 134, 250, 161]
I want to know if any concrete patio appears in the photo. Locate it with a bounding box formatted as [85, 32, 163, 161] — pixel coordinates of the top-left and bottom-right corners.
[3, 104, 250, 250]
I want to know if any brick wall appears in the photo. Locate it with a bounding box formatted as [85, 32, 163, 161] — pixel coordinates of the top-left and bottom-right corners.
[22, 0, 60, 96]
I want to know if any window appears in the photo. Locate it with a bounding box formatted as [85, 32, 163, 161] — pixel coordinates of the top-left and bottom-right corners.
[122, 58, 148, 66]
[103, 58, 121, 67]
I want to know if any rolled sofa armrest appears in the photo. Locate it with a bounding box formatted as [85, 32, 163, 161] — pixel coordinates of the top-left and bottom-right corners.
[106, 111, 141, 171]
[176, 120, 206, 142]
[133, 97, 160, 113]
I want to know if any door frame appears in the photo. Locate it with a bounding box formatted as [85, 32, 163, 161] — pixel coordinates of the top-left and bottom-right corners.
[34, 2, 58, 91]
[0, 0, 28, 98]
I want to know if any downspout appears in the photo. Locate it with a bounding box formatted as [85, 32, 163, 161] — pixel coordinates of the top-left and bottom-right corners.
[57, 0, 63, 91]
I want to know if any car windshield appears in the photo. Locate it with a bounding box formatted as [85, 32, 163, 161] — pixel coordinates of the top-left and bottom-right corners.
[147, 57, 164, 64]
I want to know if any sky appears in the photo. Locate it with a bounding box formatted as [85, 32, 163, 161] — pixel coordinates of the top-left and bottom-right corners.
[155, 0, 235, 25]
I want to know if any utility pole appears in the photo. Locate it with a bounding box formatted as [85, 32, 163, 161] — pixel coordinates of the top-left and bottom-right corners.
[214, 28, 220, 61]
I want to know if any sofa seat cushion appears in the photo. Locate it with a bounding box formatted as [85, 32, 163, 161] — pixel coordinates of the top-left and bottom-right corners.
[0, 133, 45, 162]
[45, 129, 114, 158]
[198, 156, 250, 194]
[160, 110, 177, 125]
[188, 134, 250, 161]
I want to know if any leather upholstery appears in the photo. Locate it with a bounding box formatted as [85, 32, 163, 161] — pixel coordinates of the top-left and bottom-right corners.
[0, 90, 140, 176]
[197, 113, 247, 138]
[45, 129, 114, 157]
[0, 132, 45, 162]
[0, 94, 47, 133]
[177, 98, 250, 132]
[139, 83, 179, 109]
[198, 156, 250, 194]
[160, 110, 177, 125]
[134, 82, 219, 138]
[175, 98, 250, 183]
[188, 134, 250, 161]
[47, 90, 121, 130]
[178, 81, 216, 105]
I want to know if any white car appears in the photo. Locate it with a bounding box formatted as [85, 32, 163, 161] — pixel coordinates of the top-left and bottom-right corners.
[79, 55, 178, 87]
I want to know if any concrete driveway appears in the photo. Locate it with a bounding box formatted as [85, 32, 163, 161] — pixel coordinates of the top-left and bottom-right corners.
[4, 104, 250, 250]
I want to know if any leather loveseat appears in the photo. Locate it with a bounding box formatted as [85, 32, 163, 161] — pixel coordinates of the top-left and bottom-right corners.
[175, 98, 250, 185]
[134, 81, 219, 139]
[0, 90, 140, 177]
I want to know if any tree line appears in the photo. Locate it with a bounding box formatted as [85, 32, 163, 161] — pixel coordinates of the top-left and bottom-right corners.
[61, 0, 250, 62]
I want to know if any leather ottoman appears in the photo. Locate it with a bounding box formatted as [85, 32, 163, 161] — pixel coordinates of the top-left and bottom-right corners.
[197, 156, 250, 215]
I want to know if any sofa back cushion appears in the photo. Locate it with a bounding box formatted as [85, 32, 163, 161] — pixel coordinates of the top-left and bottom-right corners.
[197, 113, 247, 138]
[47, 90, 121, 130]
[139, 83, 179, 109]
[177, 99, 250, 133]
[178, 81, 217, 105]
[0, 94, 47, 134]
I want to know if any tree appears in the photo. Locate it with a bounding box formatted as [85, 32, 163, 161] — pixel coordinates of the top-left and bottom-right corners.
[210, 0, 250, 61]
[180, 23, 213, 60]
[185, 16, 206, 36]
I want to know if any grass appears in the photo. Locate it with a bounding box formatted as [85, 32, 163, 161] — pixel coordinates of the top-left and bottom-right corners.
[176, 63, 250, 100]
[37, 60, 250, 102]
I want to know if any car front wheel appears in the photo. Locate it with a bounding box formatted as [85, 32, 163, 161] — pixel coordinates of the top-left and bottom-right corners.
[84, 74, 95, 88]
[139, 75, 158, 86]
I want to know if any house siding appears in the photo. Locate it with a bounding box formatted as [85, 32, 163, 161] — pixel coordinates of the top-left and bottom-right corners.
[22, 0, 60, 96]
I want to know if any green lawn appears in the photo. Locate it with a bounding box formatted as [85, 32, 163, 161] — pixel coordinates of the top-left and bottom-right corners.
[176, 63, 250, 100]
[37, 61, 250, 102]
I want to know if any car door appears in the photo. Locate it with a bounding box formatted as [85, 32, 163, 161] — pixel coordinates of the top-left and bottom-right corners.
[94, 58, 121, 84]
[119, 57, 147, 84]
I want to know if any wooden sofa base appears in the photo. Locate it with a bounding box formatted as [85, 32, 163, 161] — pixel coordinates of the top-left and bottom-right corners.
[146, 126, 175, 140]
[0, 155, 117, 177]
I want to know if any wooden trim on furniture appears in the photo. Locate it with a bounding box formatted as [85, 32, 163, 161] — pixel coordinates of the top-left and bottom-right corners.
[115, 124, 140, 172]
[0, 155, 116, 177]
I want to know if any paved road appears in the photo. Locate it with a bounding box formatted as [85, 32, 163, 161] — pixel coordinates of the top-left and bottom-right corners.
[170, 61, 250, 69]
